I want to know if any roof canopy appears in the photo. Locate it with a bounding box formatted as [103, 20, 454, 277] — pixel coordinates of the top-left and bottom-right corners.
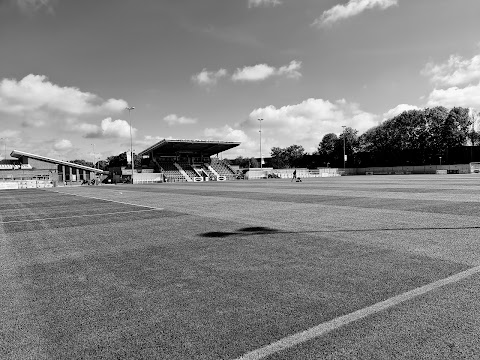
[10, 150, 106, 173]
[138, 139, 240, 157]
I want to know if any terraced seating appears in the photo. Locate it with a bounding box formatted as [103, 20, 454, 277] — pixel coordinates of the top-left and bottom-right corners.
[158, 162, 187, 182]
[210, 159, 236, 178]
[178, 163, 198, 179]
[201, 165, 217, 180]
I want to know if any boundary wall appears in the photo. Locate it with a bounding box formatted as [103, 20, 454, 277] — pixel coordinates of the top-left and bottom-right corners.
[343, 164, 471, 175]
[0, 180, 54, 190]
[245, 168, 341, 179]
[133, 173, 164, 184]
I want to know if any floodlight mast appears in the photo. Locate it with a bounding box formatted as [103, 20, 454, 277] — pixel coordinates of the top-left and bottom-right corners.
[342, 125, 346, 172]
[0, 138, 5, 164]
[258, 118, 263, 169]
[126, 106, 135, 182]
[91, 143, 95, 169]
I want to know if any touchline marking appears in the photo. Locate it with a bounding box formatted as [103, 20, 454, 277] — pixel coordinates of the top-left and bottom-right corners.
[0, 208, 160, 224]
[47, 189, 164, 210]
[235, 265, 480, 360]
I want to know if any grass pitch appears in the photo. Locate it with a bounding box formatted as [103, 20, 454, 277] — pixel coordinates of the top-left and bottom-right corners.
[1, 175, 480, 359]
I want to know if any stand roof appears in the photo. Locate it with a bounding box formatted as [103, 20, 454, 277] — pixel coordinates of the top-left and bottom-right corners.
[138, 139, 240, 157]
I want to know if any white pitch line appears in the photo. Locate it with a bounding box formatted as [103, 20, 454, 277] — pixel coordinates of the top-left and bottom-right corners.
[235, 264, 480, 360]
[47, 189, 164, 210]
[0, 208, 161, 224]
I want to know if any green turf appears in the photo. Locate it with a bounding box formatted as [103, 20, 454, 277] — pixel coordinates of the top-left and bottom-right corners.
[1, 175, 480, 359]
[265, 275, 480, 360]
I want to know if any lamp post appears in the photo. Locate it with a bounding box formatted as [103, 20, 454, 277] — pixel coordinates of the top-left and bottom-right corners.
[126, 106, 135, 182]
[439, 156, 442, 166]
[0, 138, 5, 164]
[91, 143, 95, 169]
[258, 118, 263, 169]
[342, 125, 346, 171]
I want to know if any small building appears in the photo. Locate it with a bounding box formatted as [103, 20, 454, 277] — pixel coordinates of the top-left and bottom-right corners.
[1, 150, 106, 184]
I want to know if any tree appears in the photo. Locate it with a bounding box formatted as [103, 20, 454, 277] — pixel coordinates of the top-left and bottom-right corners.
[284, 144, 305, 167]
[249, 157, 260, 168]
[441, 107, 471, 148]
[468, 110, 480, 146]
[357, 106, 472, 166]
[270, 147, 288, 169]
[227, 156, 259, 168]
[107, 153, 127, 167]
[338, 127, 359, 154]
[106, 152, 141, 168]
[96, 160, 108, 170]
[70, 159, 94, 168]
[270, 145, 305, 168]
[318, 133, 337, 156]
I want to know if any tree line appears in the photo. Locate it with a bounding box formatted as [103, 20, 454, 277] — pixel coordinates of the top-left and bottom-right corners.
[70, 106, 478, 170]
[228, 106, 479, 168]
[70, 152, 141, 171]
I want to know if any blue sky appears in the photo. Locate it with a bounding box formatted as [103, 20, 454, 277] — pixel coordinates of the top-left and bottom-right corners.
[1, 0, 480, 161]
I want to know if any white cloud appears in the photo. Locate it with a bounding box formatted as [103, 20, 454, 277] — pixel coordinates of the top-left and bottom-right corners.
[134, 135, 164, 152]
[79, 118, 136, 139]
[15, 0, 55, 13]
[422, 54, 480, 87]
[277, 60, 302, 79]
[312, 0, 398, 28]
[203, 125, 256, 158]
[232, 60, 302, 82]
[0, 74, 128, 116]
[100, 118, 135, 139]
[21, 118, 46, 128]
[248, 98, 377, 153]
[191, 68, 227, 87]
[164, 114, 198, 126]
[0, 130, 21, 139]
[426, 82, 480, 108]
[383, 104, 420, 120]
[53, 139, 72, 151]
[205, 98, 378, 157]
[71, 122, 98, 134]
[204, 125, 249, 143]
[248, 0, 281, 8]
[232, 64, 276, 82]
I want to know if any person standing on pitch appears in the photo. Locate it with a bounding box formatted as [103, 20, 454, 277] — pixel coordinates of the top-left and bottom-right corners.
[291, 168, 297, 182]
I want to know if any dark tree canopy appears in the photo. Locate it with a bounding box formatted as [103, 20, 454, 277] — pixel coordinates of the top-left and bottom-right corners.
[357, 106, 473, 166]
[70, 159, 94, 168]
[270, 145, 305, 168]
[107, 152, 141, 168]
[228, 156, 259, 168]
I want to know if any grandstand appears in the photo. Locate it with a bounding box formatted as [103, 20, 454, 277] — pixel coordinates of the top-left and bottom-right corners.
[138, 139, 239, 183]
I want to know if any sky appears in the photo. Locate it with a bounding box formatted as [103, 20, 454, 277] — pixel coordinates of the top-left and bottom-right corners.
[1, 0, 480, 162]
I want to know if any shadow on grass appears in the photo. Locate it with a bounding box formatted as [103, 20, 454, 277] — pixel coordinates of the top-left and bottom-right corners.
[199, 225, 480, 238]
[200, 226, 279, 238]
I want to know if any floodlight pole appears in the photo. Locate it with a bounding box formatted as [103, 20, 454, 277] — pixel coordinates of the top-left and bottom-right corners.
[91, 143, 95, 169]
[342, 125, 346, 171]
[126, 106, 135, 182]
[0, 138, 5, 164]
[258, 118, 263, 169]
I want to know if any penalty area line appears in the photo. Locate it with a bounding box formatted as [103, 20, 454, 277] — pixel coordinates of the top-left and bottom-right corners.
[47, 189, 164, 211]
[0, 208, 161, 224]
[235, 264, 480, 360]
